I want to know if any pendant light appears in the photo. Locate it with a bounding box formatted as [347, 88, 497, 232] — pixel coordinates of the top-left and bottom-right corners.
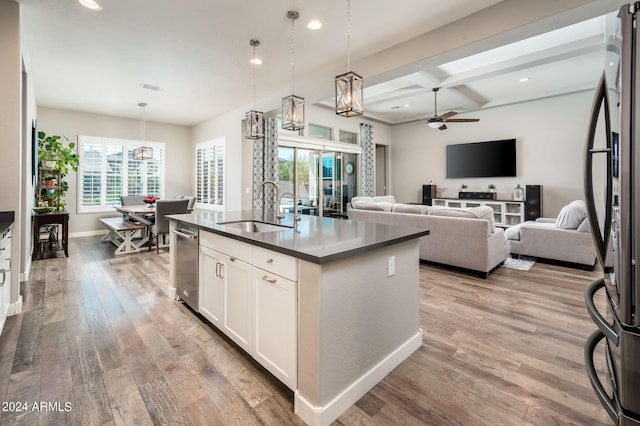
[245, 39, 265, 139]
[335, 0, 363, 117]
[133, 102, 153, 160]
[282, 10, 305, 131]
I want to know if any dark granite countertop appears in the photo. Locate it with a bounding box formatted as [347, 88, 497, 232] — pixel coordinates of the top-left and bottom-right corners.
[0, 211, 15, 239]
[167, 210, 429, 264]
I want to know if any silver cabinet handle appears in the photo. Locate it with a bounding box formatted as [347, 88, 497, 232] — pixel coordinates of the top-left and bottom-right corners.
[215, 262, 224, 278]
[266, 258, 274, 264]
[262, 275, 277, 284]
[0, 269, 5, 286]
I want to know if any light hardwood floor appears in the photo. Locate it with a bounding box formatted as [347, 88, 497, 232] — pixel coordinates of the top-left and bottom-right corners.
[0, 235, 611, 425]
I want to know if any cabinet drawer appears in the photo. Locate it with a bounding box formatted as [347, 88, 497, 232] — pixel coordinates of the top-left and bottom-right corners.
[253, 246, 298, 281]
[200, 231, 252, 261]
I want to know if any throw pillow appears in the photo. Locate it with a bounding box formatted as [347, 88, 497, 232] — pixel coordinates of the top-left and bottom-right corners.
[556, 200, 587, 229]
[351, 201, 384, 211]
[392, 204, 426, 214]
[428, 206, 496, 233]
[576, 217, 591, 233]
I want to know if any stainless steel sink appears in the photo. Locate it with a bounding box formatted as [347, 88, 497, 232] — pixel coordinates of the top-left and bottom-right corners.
[218, 220, 292, 233]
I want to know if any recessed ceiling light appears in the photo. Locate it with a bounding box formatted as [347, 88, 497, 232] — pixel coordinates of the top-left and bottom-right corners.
[519, 77, 530, 82]
[250, 58, 263, 65]
[307, 20, 322, 30]
[404, 104, 411, 108]
[78, 0, 102, 11]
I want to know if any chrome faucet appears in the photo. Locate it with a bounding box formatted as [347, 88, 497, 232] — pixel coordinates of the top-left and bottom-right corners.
[255, 180, 284, 220]
[280, 192, 300, 221]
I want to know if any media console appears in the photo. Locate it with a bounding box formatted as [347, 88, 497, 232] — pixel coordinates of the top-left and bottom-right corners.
[432, 198, 525, 227]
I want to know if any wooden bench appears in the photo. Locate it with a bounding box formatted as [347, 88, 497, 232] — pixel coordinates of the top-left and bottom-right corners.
[99, 217, 147, 255]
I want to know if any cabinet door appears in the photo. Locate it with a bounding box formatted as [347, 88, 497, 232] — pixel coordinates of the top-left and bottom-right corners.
[199, 245, 223, 327]
[0, 235, 10, 333]
[254, 271, 297, 390]
[223, 257, 254, 353]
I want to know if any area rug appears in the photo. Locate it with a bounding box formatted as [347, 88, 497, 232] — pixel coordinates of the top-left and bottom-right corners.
[503, 256, 536, 271]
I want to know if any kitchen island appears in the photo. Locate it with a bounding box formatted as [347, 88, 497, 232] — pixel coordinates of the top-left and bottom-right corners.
[167, 210, 428, 426]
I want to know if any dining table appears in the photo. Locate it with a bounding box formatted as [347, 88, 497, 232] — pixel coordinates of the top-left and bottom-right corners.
[112, 204, 156, 249]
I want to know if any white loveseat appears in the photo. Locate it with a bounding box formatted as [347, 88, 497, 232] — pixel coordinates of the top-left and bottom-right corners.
[506, 200, 599, 268]
[348, 196, 509, 277]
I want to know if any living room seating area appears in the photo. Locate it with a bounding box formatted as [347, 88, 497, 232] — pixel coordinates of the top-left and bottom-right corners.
[348, 196, 509, 277]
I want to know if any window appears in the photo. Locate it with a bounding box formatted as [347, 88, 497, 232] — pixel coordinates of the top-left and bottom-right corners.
[195, 137, 225, 210]
[276, 116, 302, 136]
[77, 135, 165, 213]
[308, 124, 333, 140]
[339, 129, 358, 144]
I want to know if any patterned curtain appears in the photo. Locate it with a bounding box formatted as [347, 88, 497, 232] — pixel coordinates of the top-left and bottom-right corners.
[252, 117, 278, 210]
[360, 123, 375, 197]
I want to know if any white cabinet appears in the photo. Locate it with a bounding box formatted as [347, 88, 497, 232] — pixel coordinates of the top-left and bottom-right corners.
[222, 256, 253, 353]
[432, 198, 525, 227]
[0, 229, 11, 333]
[254, 263, 297, 389]
[199, 245, 223, 327]
[198, 230, 298, 390]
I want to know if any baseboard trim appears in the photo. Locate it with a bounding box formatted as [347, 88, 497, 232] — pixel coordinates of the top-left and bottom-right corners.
[294, 329, 422, 426]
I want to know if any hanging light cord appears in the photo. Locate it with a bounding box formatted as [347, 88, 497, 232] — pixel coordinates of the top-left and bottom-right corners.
[139, 102, 147, 141]
[347, 0, 352, 71]
[251, 42, 257, 110]
[290, 15, 296, 94]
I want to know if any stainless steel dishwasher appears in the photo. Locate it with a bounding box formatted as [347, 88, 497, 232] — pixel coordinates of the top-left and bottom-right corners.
[172, 224, 199, 311]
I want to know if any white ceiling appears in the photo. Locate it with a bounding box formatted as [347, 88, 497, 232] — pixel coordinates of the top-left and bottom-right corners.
[17, 0, 623, 127]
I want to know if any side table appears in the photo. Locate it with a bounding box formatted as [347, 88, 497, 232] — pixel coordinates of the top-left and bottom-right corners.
[32, 211, 69, 260]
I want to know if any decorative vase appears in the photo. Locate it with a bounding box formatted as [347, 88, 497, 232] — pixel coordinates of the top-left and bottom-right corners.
[513, 184, 524, 201]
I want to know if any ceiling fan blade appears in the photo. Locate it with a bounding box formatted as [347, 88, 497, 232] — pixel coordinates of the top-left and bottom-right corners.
[440, 111, 458, 120]
[445, 118, 480, 122]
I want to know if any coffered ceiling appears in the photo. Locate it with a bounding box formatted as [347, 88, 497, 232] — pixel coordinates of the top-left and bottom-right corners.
[17, 0, 625, 127]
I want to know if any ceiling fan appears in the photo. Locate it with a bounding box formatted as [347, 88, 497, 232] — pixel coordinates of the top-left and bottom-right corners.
[425, 87, 479, 130]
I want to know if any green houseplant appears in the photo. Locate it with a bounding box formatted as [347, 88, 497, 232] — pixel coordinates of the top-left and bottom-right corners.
[37, 131, 80, 210]
[488, 184, 496, 192]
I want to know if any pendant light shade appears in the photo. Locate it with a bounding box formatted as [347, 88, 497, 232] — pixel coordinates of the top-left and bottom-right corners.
[133, 146, 153, 160]
[282, 10, 305, 131]
[133, 102, 153, 160]
[335, 71, 363, 117]
[245, 39, 265, 139]
[335, 0, 363, 117]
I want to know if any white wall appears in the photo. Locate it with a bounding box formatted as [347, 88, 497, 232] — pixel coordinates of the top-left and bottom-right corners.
[0, 0, 23, 306]
[389, 90, 595, 216]
[37, 107, 192, 234]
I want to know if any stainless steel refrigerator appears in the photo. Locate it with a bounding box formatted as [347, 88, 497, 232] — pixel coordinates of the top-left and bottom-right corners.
[584, 3, 640, 425]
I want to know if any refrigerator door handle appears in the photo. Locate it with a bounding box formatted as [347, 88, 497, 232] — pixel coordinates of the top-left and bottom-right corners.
[585, 278, 619, 345]
[584, 329, 620, 424]
[584, 71, 613, 268]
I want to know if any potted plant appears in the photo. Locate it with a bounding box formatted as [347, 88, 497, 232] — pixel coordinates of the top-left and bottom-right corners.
[488, 184, 496, 192]
[37, 131, 80, 210]
[44, 174, 57, 189]
[460, 184, 468, 191]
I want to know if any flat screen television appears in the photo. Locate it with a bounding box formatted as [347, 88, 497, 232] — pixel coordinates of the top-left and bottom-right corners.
[446, 139, 516, 178]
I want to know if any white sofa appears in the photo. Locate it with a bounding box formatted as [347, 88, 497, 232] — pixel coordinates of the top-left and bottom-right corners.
[348, 196, 509, 277]
[505, 200, 598, 268]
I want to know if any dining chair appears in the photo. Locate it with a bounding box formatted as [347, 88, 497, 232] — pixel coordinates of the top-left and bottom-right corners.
[149, 198, 189, 253]
[120, 195, 146, 205]
[172, 195, 197, 210]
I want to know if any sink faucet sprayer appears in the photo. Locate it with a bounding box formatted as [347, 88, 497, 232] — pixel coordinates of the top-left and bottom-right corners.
[280, 192, 301, 221]
[255, 180, 284, 221]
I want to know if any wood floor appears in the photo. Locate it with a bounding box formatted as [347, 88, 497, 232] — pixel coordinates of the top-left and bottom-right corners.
[0, 235, 611, 425]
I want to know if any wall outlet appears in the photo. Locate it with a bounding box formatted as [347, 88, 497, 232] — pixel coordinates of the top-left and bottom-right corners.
[387, 256, 395, 277]
[245, 187, 250, 194]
